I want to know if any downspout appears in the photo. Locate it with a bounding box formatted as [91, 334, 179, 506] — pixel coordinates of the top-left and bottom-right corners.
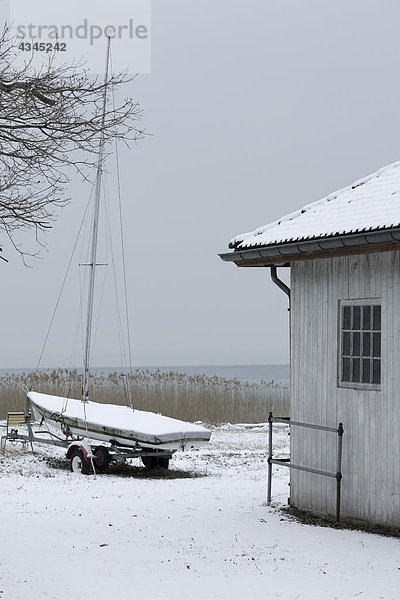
[270, 266, 291, 420]
[270, 266, 290, 299]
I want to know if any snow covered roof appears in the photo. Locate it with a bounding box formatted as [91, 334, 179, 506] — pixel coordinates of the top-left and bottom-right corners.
[229, 161, 400, 250]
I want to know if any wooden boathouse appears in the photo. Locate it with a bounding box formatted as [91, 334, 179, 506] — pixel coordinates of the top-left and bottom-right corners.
[220, 160, 400, 527]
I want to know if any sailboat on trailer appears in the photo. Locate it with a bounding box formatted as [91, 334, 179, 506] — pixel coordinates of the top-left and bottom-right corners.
[28, 390, 211, 451]
[27, 40, 210, 461]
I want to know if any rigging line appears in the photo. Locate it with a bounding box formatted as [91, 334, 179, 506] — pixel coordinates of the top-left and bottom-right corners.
[104, 178, 126, 368]
[62, 307, 83, 410]
[35, 190, 94, 374]
[90, 173, 111, 362]
[110, 48, 134, 407]
[77, 148, 101, 403]
[103, 181, 129, 385]
[64, 248, 90, 407]
[103, 180, 133, 408]
[91, 263, 108, 365]
[67, 307, 82, 379]
[61, 199, 94, 413]
[78, 210, 91, 372]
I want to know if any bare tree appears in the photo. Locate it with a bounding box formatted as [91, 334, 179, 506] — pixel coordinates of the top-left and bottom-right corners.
[0, 28, 144, 260]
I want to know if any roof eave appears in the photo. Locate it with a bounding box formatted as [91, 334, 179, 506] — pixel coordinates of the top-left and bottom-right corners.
[219, 227, 400, 267]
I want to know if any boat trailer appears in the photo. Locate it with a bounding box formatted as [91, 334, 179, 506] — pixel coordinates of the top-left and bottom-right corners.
[0, 410, 175, 474]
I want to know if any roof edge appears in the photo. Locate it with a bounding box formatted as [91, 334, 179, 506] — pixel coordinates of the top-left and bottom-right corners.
[219, 227, 400, 267]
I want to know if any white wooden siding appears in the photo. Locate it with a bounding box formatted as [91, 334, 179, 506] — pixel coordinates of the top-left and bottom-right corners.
[290, 250, 400, 525]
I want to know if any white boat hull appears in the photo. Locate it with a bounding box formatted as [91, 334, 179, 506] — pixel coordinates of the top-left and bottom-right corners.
[28, 391, 211, 451]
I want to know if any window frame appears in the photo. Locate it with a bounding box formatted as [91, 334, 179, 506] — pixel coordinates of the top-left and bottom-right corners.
[338, 298, 382, 391]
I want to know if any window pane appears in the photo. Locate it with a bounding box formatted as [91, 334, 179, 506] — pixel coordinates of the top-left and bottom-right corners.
[352, 332, 360, 356]
[362, 305, 371, 330]
[343, 306, 351, 329]
[352, 306, 361, 330]
[373, 333, 381, 357]
[362, 359, 371, 383]
[352, 358, 361, 382]
[373, 305, 381, 330]
[342, 332, 351, 355]
[342, 358, 350, 382]
[362, 332, 371, 357]
[372, 359, 381, 384]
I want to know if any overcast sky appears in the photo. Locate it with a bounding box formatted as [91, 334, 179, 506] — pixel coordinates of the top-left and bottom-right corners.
[2, 0, 400, 369]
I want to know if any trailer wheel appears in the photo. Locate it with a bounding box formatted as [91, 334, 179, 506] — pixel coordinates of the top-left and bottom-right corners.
[93, 446, 110, 472]
[141, 455, 170, 470]
[141, 456, 158, 470]
[157, 457, 170, 469]
[70, 450, 91, 475]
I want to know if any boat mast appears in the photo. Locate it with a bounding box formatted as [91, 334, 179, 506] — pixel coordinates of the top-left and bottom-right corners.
[82, 38, 111, 403]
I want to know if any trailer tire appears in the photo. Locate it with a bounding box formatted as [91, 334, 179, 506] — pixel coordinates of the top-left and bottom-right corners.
[141, 455, 170, 470]
[93, 446, 110, 472]
[70, 449, 91, 475]
[141, 456, 158, 470]
[157, 457, 170, 469]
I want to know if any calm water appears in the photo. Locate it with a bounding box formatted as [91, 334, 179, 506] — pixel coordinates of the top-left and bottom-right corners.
[0, 364, 290, 387]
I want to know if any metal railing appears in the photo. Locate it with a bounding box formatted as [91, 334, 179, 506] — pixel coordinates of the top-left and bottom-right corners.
[267, 412, 344, 522]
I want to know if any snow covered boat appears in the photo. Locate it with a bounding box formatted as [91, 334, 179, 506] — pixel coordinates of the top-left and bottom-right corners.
[28, 391, 211, 451]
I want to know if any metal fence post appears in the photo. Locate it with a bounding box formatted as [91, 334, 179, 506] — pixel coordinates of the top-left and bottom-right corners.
[267, 412, 273, 505]
[336, 422, 344, 522]
[267, 416, 344, 519]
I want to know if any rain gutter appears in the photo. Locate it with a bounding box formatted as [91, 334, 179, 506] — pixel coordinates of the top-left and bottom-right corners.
[219, 227, 400, 265]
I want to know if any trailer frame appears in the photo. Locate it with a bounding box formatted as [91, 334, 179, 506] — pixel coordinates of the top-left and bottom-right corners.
[1, 409, 175, 473]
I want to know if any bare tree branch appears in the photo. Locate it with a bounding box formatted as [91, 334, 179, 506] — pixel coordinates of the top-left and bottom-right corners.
[0, 27, 144, 259]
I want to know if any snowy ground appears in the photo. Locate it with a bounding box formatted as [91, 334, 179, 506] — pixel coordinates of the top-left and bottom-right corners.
[0, 423, 399, 600]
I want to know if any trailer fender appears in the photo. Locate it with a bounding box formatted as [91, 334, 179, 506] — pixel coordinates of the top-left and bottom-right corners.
[66, 440, 93, 461]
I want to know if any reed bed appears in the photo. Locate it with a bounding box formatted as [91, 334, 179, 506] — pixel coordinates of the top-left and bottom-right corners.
[0, 369, 289, 424]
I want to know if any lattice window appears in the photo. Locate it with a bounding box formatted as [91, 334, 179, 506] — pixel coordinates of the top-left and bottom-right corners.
[339, 301, 381, 388]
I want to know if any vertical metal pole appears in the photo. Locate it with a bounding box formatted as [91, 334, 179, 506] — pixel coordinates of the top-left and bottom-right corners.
[267, 412, 273, 505]
[24, 408, 34, 451]
[82, 37, 111, 403]
[336, 422, 344, 522]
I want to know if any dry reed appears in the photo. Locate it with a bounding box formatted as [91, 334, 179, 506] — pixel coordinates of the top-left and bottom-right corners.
[0, 368, 289, 423]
